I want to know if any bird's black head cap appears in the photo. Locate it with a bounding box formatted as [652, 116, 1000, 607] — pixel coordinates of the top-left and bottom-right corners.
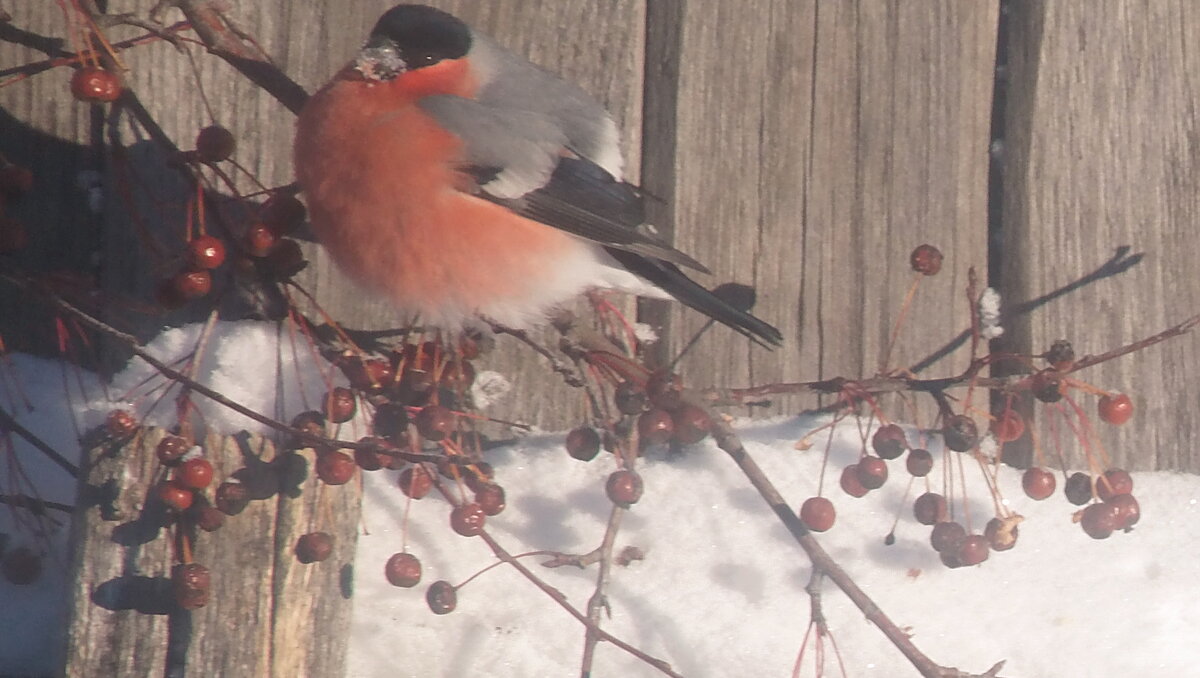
[366, 4, 472, 72]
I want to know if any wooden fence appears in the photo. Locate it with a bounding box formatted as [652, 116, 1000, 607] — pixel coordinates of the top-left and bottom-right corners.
[2, 2, 1198, 464]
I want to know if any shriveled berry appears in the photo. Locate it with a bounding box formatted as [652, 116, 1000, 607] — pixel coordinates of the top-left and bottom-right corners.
[605, 469, 644, 508]
[323, 387, 357, 424]
[215, 481, 249, 515]
[261, 194, 307, 234]
[913, 492, 947, 526]
[613, 382, 647, 415]
[956, 535, 990, 566]
[290, 410, 326, 442]
[2, 547, 41, 585]
[315, 450, 355, 486]
[1107, 493, 1141, 529]
[426, 580, 457, 614]
[474, 483, 506, 516]
[990, 409, 1025, 443]
[156, 435, 189, 465]
[930, 521, 966, 554]
[910, 244, 943, 275]
[177, 458, 214, 490]
[172, 563, 210, 610]
[1081, 502, 1120, 539]
[450, 503, 486, 536]
[800, 496, 836, 532]
[1097, 468, 1133, 501]
[195, 125, 236, 162]
[372, 402, 409, 443]
[295, 531, 334, 563]
[1031, 372, 1064, 403]
[70, 67, 121, 102]
[398, 466, 433, 499]
[156, 481, 194, 512]
[855, 456, 888, 490]
[839, 464, 869, 498]
[942, 414, 979, 452]
[187, 235, 226, 271]
[106, 409, 138, 437]
[1022, 467, 1057, 500]
[565, 426, 601, 461]
[872, 424, 907, 460]
[905, 448, 933, 477]
[244, 222, 278, 257]
[385, 552, 422, 587]
[1064, 472, 1093, 506]
[637, 409, 675, 446]
[984, 517, 1019, 551]
[1098, 393, 1134, 426]
[1044, 339, 1076, 371]
[645, 372, 682, 411]
[415, 405, 455, 441]
[672, 404, 712, 444]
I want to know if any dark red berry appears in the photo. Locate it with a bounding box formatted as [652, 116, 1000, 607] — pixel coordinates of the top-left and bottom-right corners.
[1031, 371, 1064, 403]
[956, 535, 990, 566]
[1107, 493, 1140, 529]
[215, 481, 249, 515]
[450, 503, 486, 536]
[291, 410, 326, 442]
[840, 464, 869, 497]
[439, 360, 475, 391]
[341, 357, 394, 392]
[70, 67, 121, 102]
[353, 438, 395, 471]
[672, 404, 712, 444]
[172, 269, 211, 300]
[187, 235, 226, 270]
[1, 547, 41, 585]
[990, 410, 1025, 443]
[295, 531, 334, 563]
[172, 563, 210, 610]
[637, 409, 675, 446]
[605, 469, 644, 508]
[905, 448, 933, 477]
[1081, 502, 1120, 539]
[372, 402, 410, 443]
[426, 580, 457, 614]
[315, 450, 355, 485]
[462, 462, 495, 492]
[195, 125, 236, 162]
[942, 414, 979, 452]
[930, 521, 966, 554]
[984, 517, 1018, 551]
[1097, 468, 1133, 501]
[910, 244, 943, 275]
[645, 372, 683, 411]
[913, 492, 947, 526]
[176, 458, 214, 491]
[614, 382, 647, 415]
[872, 424, 907, 460]
[474, 483, 506, 516]
[106, 409, 138, 437]
[939, 550, 964, 569]
[261, 194, 307, 234]
[157, 481, 194, 512]
[1022, 467, 1057, 501]
[195, 504, 225, 532]
[244, 223, 278, 257]
[323, 387, 357, 424]
[1098, 393, 1134, 425]
[385, 552, 422, 587]
[1064, 472, 1093, 506]
[261, 238, 305, 279]
[415, 405, 455, 441]
[398, 466, 433, 499]
[1044, 339, 1076, 371]
[800, 496, 836, 532]
[156, 435, 189, 465]
[565, 426, 601, 461]
[855, 456, 888, 490]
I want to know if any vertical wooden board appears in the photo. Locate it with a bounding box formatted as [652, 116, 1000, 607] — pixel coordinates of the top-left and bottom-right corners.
[653, 2, 997, 419]
[1000, 1, 1200, 472]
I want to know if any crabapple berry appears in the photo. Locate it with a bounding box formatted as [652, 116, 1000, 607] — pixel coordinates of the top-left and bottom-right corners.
[800, 496, 836, 532]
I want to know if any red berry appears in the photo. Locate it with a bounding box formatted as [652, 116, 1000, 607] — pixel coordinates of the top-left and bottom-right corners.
[855, 456, 888, 490]
[605, 469, 644, 508]
[984, 517, 1018, 551]
[1107, 493, 1141, 529]
[315, 450, 355, 485]
[177, 458, 214, 490]
[1096, 468, 1133, 501]
[905, 448, 933, 477]
[187, 235, 226, 270]
[323, 387, 357, 424]
[1098, 393, 1134, 425]
[872, 424, 907, 460]
[956, 535, 990, 566]
[156, 481, 194, 512]
[426, 580, 457, 614]
[637, 408, 675, 446]
[990, 409, 1025, 443]
[910, 244, 943, 275]
[172, 269, 212, 300]
[672, 405, 712, 444]
[195, 125, 236, 162]
[930, 521, 966, 554]
[262, 194, 307, 234]
[565, 426, 601, 461]
[942, 414, 979, 452]
[450, 503, 486, 536]
[799, 496, 836, 532]
[156, 435, 189, 465]
[1081, 502, 1120, 539]
[70, 67, 122, 102]
[474, 483, 506, 516]
[398, 466, 433, 499]
[341, 357, 393, 392]
[353, 438, 395, 471]
[295, 531, 334, 563]
[244, 222, 278, 257]
[1022, 467, 1057, 501]
[415, 405, 455, 441]
[172, 563, 211, 610]
[1064, 472, 1093, 506]
[385, 552, 422, 587]
[106, 409, 138, 437]
[837, 464, 867, 497]
[215, 481, 249, 515]
[614, 382, 647, 415]
[2, 547, 41, 585]
[913, 492, 948, 526]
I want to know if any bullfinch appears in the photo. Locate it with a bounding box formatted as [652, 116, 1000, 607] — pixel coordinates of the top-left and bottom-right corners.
[294, 4, 783, 346]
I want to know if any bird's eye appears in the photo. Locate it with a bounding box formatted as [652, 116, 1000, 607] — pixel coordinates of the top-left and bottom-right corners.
[417, 52, 439, 65]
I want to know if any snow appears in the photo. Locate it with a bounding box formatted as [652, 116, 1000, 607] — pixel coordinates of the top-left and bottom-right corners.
[1, 321, 1198, 677]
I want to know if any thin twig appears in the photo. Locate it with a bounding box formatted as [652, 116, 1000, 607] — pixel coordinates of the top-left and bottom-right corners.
[0, 404, 78, 477]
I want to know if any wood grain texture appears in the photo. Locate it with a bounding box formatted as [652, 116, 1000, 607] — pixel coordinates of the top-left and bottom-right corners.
[1000, 0, 1200, 472]
[649, 2, 998, 422]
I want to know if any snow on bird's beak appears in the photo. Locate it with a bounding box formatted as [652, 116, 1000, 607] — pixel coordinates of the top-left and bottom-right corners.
[355, 37, 406, 81]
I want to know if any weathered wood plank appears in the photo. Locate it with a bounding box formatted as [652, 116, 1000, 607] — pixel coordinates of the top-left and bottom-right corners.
[648, 2, 998, 421]
[999, 0, 1200, 472]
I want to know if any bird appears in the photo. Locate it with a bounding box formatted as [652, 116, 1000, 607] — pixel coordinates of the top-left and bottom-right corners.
[294, 4, 782, 346]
